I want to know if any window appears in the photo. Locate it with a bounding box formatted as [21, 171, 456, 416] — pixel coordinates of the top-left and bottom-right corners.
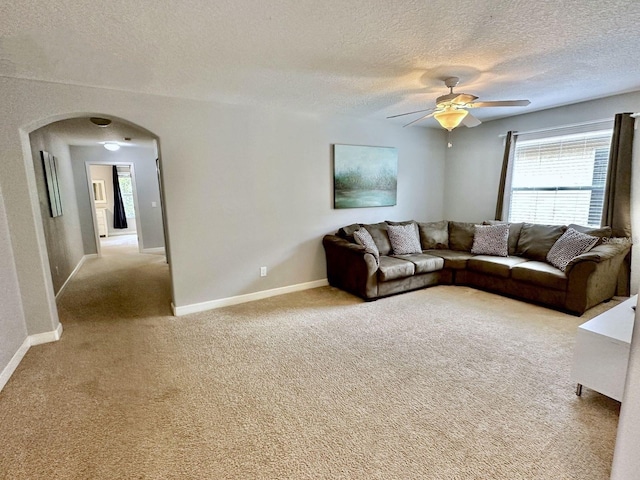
[117, 170, 136, 218]
[505, 127, 613, 227]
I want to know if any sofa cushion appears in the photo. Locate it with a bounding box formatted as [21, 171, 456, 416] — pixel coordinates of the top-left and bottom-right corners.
[378, 256, 415, 281]
[424, 249, 474, 269]
[386, 220, 415, 227]
[486, 221, 523, 255]
[448, 221, 476, 251]
[337, 223, 361, 242]
[467, 255, 529, 279]
[353, 228, 380, 265]
[547, 228, 598, 272]
[511, 261, 568, 290]
[515, 223, 566, 262]
[417, 220, 449, 250]
[387, 223, 422, 255]
[391, 253, 444, 274]
[362, 222, 392, 255]
[568, 224, 612, 245]
[471, 224, 509, 257]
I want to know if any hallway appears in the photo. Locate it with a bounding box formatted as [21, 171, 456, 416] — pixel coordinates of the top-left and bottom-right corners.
[58, 235, 172, 323]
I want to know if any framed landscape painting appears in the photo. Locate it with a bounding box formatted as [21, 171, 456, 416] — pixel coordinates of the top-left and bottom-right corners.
[333, 144, 398, 209]
[41, 150, 63, 217]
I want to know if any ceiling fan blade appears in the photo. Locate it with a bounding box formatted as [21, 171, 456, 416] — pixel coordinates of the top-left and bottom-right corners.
[403, 111, 436, 127]
[451, 94, 478, 104]
[462, 112, 482, 128]
[387, 107, 436, 119]
[468, 100, 531, 108]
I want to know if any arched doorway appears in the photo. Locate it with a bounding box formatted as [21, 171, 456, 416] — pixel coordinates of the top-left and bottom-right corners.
[13, 113, 174, 340]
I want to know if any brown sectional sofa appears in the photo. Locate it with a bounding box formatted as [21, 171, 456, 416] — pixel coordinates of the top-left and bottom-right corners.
[322, 220, 632, 315]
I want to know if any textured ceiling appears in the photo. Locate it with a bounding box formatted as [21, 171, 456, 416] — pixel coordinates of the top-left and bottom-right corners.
[3, 0, 640, 129]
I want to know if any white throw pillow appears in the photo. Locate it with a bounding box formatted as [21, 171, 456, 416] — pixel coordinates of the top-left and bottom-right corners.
[354, 228, 380, 265]
[547, 227, 598, 271]
[387, 223, 422, 255]
[471, 224, 509, 257]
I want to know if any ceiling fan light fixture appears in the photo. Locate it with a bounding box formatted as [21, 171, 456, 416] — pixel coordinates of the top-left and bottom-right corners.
[434, 107, 468, 131]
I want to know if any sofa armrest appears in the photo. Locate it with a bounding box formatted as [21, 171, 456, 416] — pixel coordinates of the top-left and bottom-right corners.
[564, 243, 632, 314]
[565, 243, 631, 271]
[322, 234, 379, 299]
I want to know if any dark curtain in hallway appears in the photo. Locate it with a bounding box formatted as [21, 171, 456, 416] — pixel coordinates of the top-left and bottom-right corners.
[112, 165, 128, 229]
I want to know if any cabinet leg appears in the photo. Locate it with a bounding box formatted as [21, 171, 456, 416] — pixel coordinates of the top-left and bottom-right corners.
[576, 383, 583, 396]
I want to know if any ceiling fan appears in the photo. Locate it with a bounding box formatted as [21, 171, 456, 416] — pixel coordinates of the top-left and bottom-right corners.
[388, 77, 531, 130]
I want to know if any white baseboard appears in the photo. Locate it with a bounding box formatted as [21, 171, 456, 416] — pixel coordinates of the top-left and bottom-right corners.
[0, 338, 30, 392]
[142, 247, 165, 255]
[172, 279, 329, 316]
[55, 254, 97, 300]
[0, 323, 63, 392]
[29, 322, 63, 346]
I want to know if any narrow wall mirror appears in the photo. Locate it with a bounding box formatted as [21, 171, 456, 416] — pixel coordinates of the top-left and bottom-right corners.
[92, 179, 107, 204]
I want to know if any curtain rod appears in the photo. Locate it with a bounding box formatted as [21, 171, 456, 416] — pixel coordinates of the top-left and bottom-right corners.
[498, 118, 614, 138]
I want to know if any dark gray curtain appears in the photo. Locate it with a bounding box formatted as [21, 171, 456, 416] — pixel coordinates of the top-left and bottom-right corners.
[112, 165, 128, 229]
[602, 113, 634, 237]
[495, 131, 515, 221]
[602, 113, 635, 295]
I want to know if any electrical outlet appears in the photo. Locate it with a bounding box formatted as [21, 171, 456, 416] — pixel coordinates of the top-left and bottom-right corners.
[260, 266, 267, 277]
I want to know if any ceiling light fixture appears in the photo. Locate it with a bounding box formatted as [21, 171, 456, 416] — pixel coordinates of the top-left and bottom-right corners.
[433, 107, 469, 131]
[104, 142, 120, 151]
[90, 117, 112, 127]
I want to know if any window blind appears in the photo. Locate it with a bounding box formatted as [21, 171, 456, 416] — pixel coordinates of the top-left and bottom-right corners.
[507, 129, 612, 227]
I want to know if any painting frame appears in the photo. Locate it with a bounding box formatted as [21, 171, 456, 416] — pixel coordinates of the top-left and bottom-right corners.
[333, 144, 398, 209]
[41, 150, 63, 217]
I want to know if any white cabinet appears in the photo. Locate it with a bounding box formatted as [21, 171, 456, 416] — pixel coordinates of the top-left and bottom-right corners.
[96, 207, 108, 238]
[571, 295, 636, 401]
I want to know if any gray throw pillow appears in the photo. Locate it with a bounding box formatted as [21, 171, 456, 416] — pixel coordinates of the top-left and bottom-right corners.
[547, 228, 598, 271]
[387, 224, 422, 255]
[471, 224, 509, 257]
[354, 228, 380, 265]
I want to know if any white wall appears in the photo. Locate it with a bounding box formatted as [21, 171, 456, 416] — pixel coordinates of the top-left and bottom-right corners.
[0, 76, 446, 381]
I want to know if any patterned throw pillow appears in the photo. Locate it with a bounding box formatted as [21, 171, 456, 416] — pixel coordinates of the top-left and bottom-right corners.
[387, 224, 422, 255]
[471, 224, 509, 257]
[547, 228, 598, 272]
[354, 228, 380, 265]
